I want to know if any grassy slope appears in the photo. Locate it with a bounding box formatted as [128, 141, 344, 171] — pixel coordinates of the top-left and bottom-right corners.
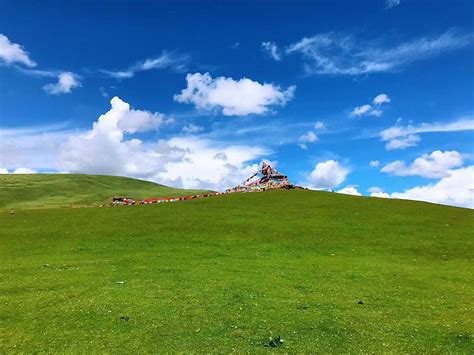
[0, 174, 209, 210]
[1, 187, 473, 352]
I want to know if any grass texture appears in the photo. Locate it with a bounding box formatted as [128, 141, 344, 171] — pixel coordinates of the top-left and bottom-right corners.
[0, 174, 208, 210]
[0, 176, 473, 352]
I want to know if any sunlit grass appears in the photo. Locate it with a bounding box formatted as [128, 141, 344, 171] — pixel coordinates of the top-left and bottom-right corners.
[1, 180, 473, 352]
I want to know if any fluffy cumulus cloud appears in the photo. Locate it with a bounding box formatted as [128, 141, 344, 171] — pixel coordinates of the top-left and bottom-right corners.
[261, 42, 281, 61]
[381, 150, 464, 178]
[369, 160, 380, 167]
[392, 166, 474, 208]
[336, 185, 361, 196]
[156, 137, 268, 191]
[381, 118, 474, 150]
[351, 93, 390, 117]
[0, 34, 36, 67]
[58, 97, 268, 191]
[43, 72, 81, 95]
[174, 72, 295, 116]
[286, 30, 472, 76]
[59, 97, 175, 176]
[308, 160, 349, 189]
[373, 153, 473, 207]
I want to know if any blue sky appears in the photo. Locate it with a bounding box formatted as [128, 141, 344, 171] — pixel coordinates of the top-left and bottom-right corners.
[1, 0, 473, 207]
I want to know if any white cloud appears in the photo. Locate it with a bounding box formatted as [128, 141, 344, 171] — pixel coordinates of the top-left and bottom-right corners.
[371, 191, 391, 198]
[351, 93, 390, 117]
[261, 41, 282, 61]
[392, 166, 474, 208]
[43, 72, 81, 95]
[373, 93, 391, 105]
[308, 160, 349, 189]
[336, 186, 361, 196]
[58, 97, 172, 176]
[101, 51, 189, 79]
[385, 134, 421, 150]
[100, 87, 109, 98]
[381, 150, 464, 178]
[57, 97, 268, 191]
[101, 70, 133, 79]
[314, 121, 326, 130]
[368, 186, 391, 198]
[286, 30, 472, 76]
[351, 105, 383, 117]
[385, 0, 400, 9]
[156, 137, 269, 191]
[110, 97, 165, 133]
[351, 104, 372, 117]
[0, 140, 27, 168]
[0, 34, 36, 67]
[373, 192, 391, 198]
[213, 152, 227, 161]
[17, 68, 59, 78]
[299, 131, 318, 149]
[369, 160, 380, 167]
[174, 72, 295, 116]
[368, 186, 382, 193]
[0, 124, 73, 170]
[12, 168, 37, 174]
[16, 67, 82, 96]
[0, 168, 9, 174]
[381, 117, 474, 150]
[373, 154, 473, 207]
[370, 109, 383, 117]
[182, 123, 204, 134]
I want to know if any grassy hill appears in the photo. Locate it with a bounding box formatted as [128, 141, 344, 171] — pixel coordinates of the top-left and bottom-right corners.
[0, 175, 473, 352]
[0, 174, 209, 210]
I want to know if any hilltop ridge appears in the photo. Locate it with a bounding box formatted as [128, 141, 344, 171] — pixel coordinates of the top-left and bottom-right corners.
[0, 174, 209, 210]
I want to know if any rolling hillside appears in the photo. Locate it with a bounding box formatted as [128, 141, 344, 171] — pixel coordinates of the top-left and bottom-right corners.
[0, 174, 209, 210]
[0, 175, 473, 352]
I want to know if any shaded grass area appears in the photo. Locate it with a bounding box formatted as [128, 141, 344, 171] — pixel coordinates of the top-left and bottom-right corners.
[0, 174, 209, 210]
[1, 189, 473, 352]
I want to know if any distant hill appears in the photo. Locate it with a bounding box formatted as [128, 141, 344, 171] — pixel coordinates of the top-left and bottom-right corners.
[0, 174, 209, 210]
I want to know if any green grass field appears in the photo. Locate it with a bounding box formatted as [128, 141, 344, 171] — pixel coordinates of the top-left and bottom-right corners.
[1, 175, 473, 352]
[0, 174, 208, 210]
